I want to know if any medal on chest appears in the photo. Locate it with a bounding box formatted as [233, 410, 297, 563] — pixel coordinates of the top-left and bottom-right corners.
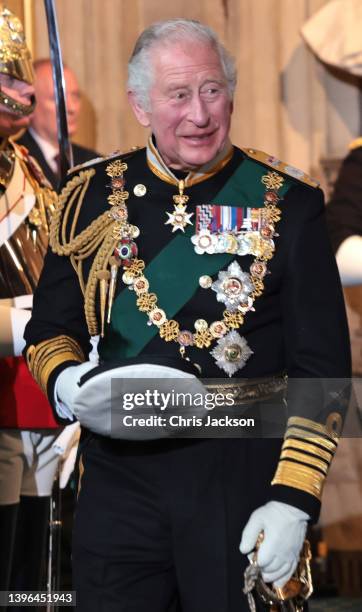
[104, 154, 284, 376]
[165, 179, 194, 232]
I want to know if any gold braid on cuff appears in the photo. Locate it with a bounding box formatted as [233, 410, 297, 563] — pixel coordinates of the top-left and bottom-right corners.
[271, 414, 342, 500]
[26, 335, 85, 396]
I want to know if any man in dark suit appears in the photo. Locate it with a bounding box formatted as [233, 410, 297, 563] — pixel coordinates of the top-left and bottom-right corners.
[17, 58, 98, 189]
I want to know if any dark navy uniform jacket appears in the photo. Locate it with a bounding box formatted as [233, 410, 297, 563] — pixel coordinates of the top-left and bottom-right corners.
[25, 145, 351, 521]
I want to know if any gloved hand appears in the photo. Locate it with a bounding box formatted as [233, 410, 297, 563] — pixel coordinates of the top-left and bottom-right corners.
[59, 443, 79, 488]
[11, 307, 31, 355]
[52, 422, 81, 488]
[336, 235, 362, 286]
[54, 357, 206, 439]
[54, 361, 97, 420]
[0, 304, 31, 357]
[239, 501, 309, 587]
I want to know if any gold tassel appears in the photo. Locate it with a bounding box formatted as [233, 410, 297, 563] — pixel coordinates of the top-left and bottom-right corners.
[107, 256, 120, 324]
[97, 270, 110, 337]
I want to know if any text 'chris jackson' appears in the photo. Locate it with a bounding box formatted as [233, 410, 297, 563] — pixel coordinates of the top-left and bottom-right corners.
[121, 415, 255, 428]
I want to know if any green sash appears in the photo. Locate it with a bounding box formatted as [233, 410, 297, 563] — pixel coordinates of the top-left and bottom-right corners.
[100, 157, 292, 360]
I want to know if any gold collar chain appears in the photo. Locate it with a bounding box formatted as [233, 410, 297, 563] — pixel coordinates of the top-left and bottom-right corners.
[105, 154, 285, 375]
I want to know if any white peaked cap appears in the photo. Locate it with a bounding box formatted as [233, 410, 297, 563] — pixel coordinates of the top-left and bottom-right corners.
[301, 0, 362, 76]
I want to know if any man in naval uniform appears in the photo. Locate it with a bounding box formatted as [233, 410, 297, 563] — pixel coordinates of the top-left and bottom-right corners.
[0, 6, 60, 599]
[25, 19, 351, 612]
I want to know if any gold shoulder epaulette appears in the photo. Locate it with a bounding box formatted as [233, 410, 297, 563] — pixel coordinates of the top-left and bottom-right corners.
[242, 147, 320, 188]
[68, 146, 142, 175]
[349, 137, 362, 151]
[67, 156, 105, 175]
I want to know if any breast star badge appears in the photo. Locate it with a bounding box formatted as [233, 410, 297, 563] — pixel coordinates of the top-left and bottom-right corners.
[211, 330, 253, 376]
[165, 204, 194, 232]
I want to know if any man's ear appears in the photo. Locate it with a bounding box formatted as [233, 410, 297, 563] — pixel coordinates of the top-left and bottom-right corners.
[127, 91, 150, 127]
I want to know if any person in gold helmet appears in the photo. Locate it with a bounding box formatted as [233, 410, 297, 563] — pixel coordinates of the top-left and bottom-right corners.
[0, 6, 63, 599]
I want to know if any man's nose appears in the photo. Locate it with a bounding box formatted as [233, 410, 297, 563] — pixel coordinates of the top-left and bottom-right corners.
[66, 94, 79, 116]
[187, 94, 209, 127]
[66, 99, 76, 115]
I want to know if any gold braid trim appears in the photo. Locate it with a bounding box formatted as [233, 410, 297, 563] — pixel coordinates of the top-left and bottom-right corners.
[271, 415, 340, 500]
[84, 226, 119, 335]
[279, 449, 329, 475]
[49, 169, 109, 257]
[282, 439, 333, 464]
[26, 335, 85, 396]
[272, 461, 326, 499]
[72, 228, 110, 295]
[287, 415, 340, 443]
[49, 168, 117, 336]
[285, 427, 337, 454]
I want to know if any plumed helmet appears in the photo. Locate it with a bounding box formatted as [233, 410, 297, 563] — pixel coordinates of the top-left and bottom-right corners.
[0, 5, 33, 84]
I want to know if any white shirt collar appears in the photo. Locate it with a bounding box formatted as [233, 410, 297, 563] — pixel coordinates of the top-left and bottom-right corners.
[28, 127, 59, 173]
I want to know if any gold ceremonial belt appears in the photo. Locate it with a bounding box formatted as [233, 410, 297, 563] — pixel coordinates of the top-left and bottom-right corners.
[205, 374, 287, 405]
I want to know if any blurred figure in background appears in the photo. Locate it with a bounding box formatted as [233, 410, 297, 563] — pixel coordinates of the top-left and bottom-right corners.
[326, 140, 362, 286]
[302, 0, 362, 589]
[17, 58, 98, 189]
[302, 0, 362, 285]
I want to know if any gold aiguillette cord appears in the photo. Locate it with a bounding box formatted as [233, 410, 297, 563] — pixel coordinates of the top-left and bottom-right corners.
[97, 270, 110, 337]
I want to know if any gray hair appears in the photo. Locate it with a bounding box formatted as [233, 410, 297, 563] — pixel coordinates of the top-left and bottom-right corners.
[127, 18, 237, 110]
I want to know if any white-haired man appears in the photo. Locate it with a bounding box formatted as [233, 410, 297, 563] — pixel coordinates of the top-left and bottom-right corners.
[25, 19, 350, 611]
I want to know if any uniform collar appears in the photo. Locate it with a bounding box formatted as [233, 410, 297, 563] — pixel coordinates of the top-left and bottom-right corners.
[146, 135, 234, 187]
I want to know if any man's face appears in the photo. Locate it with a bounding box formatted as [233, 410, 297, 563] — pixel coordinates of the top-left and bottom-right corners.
[129, 40, 233, 171]
[30, 64, 81, 144]
[0, 74, 35, 137]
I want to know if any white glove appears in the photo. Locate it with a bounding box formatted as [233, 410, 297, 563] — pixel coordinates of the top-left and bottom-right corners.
[13, 294, 33, 309]
[54, 361, 97, 420]
[239, 501, 309, 588]
[59, 443, 78, 488]
[55, 359, 207, 439]
[52, 422, 81, 488]
[336, 235, 362, 286]
[11, 307, 31, 356]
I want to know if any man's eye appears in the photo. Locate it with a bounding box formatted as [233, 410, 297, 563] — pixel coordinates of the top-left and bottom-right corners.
[203, 87, 219, 96]
[174, 92, 187, 100]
